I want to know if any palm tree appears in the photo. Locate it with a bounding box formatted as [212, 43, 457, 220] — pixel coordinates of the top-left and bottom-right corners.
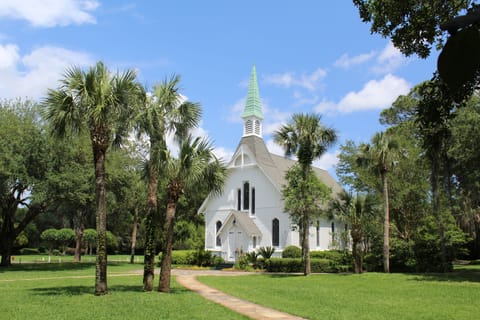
[274, 113, 337, 275]
[330, 191, 377, 273]
[158, 135, 227, 292]
[358, 131, 398, 273]
[43, 61, 143, 295]
[136, 75, 201, 291]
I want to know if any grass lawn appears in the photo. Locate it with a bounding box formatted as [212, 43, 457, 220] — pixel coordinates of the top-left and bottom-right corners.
[199, 266, 480, 320]
[0, 262, 247, 320]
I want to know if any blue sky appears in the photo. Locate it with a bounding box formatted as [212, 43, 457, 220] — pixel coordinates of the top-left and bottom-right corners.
[0, 1, 438, 178]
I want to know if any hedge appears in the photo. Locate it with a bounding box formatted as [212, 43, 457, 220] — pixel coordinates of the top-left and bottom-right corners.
[265, 258, 351, 273]
[158, 250, 224, 267]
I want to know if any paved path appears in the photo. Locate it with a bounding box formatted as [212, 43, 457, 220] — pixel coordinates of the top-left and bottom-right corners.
[173, 269, 306, 320]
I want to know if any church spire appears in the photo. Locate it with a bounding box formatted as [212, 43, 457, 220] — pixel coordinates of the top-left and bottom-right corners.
[242, 65, 263, 137]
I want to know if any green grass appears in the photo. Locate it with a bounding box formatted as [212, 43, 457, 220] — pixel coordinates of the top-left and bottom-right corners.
[0, 262, 247, 320]
[199, 266, 480, 320]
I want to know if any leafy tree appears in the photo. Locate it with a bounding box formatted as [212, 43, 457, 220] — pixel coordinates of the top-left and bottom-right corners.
[353, 0, 478, 97]
[43, 61, 143, 295]
[83, 229, 97, 255]
[136, 75, 201, 291]
[40, 229, 59, 255]
[448, 94, 480, 258]
[357, 132, 398, 273]
[158, 135, 227, 292]
[0, 99, 51, 266]
[330, 192, 378, 273]
[56, 228, 76, 255]
[274, 113, 337, 275]
[352, 0, 472, 58]
[282, 164, 331, 275]
[44, 132, 94, 262]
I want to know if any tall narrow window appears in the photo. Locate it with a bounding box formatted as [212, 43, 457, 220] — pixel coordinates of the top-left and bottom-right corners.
[251, 187, 255, 215]
[253, 236, 257, 248]
[243, 182, 250, 211]
[272, 218, 279, 247]
[216, 221, 222, 247]
[237, 189, 241, 211]
[316, 220, 320, 247]
[331, 222, 335, 243]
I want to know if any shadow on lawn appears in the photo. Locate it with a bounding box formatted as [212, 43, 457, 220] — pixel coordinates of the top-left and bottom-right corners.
[30, 284, 189, 296]
[0, 262, 95, 274]
[409, 269, 480, 283]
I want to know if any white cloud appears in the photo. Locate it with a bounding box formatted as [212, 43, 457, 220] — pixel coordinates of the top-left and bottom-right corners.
[372, 42, 407, 74]
[0, 43, 19, 68]
[315, 74, 410, 114]
[264, 67, 327, 91]
[265, 139, 287, 157]
[0, 44, 93, 99]
[227, 98, 246, 123]
[334, 51, 376, 69]
[0, 0, 99, 27]
[266, 139, 339, 171]
[313, 150, 340, 171]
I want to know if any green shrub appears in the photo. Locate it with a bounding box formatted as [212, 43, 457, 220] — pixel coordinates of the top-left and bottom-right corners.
[258, 246, 275, 259]
[310, 250, 351, 264]
[158, 249, 225, 267]
[19, 248, 40, 255]
[265, 258, 349, 273]
[282, 245, 302, 258]
[265, 258, 303, 272]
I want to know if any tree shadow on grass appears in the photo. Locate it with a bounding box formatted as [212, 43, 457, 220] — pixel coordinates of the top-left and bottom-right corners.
[409, 269, 480, 283]
[30, 284, 190, 296]
[0, 262, 94, 274]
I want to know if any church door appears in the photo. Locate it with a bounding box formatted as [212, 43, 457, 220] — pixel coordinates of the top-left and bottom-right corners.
[227, 225, 243, 262]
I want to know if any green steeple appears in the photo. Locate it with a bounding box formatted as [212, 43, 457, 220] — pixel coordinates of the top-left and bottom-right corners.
[242, 65, 263, 119]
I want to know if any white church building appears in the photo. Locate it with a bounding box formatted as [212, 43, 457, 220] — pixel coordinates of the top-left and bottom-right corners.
[199, 66, 345, 262]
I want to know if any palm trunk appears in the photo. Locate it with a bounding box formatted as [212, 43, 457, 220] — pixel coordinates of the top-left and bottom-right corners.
[143, 167, 158, 291]
[159, 201, 176, 292]
[130, 206, 139, 264]
[93, 144, 108, 296]
[351, 225, 363, 274]
[382, 171, 390, 273]
[430, 157, 448, 272]
[303, 213, 311, 276]
[74, 211, 85, 262]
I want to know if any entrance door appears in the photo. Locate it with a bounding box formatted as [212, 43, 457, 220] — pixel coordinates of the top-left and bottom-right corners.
[227, 226, 243, 262]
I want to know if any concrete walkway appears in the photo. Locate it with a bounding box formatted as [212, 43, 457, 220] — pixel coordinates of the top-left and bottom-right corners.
[173, 269, 306, 320]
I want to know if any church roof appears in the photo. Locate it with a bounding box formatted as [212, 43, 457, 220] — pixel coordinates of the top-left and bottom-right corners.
[241, 65, 263, 119]
[235, 135, 343, 195]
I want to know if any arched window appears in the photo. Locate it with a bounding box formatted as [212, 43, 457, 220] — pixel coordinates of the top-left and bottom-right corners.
[254, 120, 261, 135]
[251, 187, 255, 215]
[243, 182, 250, 210]
[216, 221, 222, 247]
[272, 218, 279, 247]
[237, 189, 241, 211]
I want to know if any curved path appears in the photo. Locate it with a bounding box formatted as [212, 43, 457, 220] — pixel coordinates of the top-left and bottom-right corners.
[173, 269, 306, 320]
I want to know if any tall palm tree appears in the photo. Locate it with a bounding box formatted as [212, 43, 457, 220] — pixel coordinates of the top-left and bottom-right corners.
[274, 113, 337, 275]
[43, 61, 143, 295]
[330, 191, 377, 273]
[358, 131, 398, 273]
[136, 75, 201, 291]
[158, 135, 227, 292]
